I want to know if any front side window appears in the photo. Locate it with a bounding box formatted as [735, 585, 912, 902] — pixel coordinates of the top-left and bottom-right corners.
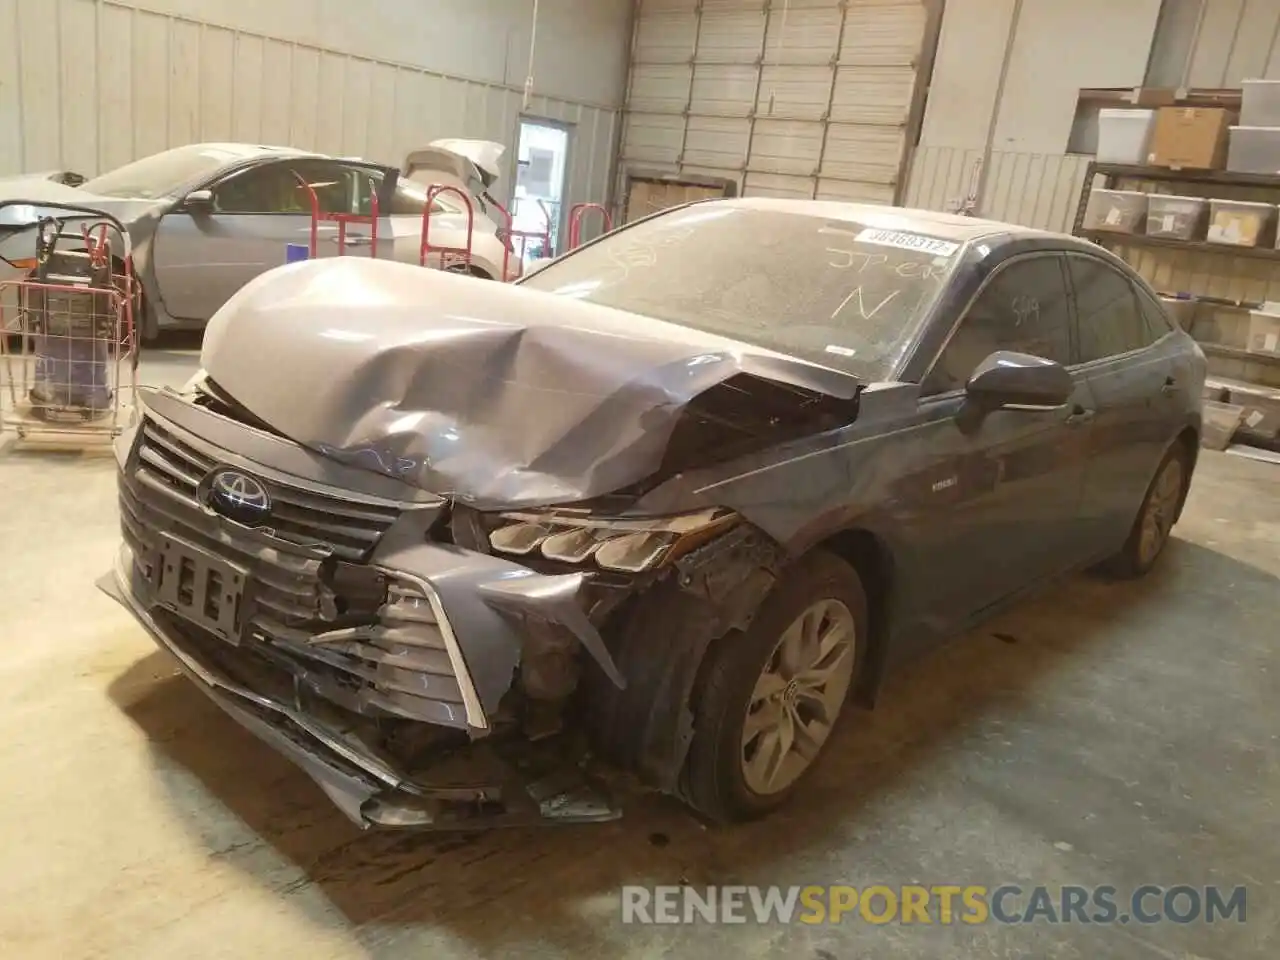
[212, 162, 384, 216]
[922, 255, 1072, 396]
[1069, 257, 1158, 362]
[519, 204, 965, 382]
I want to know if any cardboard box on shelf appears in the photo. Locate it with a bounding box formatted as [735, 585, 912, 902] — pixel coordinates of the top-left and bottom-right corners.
[1147, 107, 1235, 169]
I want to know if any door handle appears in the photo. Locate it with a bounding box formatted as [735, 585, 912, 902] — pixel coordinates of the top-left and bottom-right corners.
[1161, 376, 1178, 396]
[1066, 405, 1096, 426]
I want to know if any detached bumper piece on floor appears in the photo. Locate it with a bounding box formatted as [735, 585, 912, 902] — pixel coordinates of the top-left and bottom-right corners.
[98, 551, 621, 831]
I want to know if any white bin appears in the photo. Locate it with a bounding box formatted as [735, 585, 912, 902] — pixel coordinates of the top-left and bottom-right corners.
[1097, 109, 1156, 164]
[1146, 195, 1207, 240]
[1241, 79, 1280, 127]
[1227, 126, 1280, 175]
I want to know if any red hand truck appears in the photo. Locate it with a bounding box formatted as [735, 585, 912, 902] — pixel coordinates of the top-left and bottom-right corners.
[293, 171, 381, 258]
[567, 203, 614, 251]
[419, 184, 477, 275]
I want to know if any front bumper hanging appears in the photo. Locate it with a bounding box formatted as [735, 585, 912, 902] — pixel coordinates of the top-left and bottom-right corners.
[99, 545, 621, 831]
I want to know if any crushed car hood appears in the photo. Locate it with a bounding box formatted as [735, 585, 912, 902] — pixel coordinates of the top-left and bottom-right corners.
[201, 257, 862, 508]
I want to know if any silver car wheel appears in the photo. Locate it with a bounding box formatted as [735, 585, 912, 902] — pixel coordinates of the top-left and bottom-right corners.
[740, 598, 857, 796]
[1138, 456, 1184, 567]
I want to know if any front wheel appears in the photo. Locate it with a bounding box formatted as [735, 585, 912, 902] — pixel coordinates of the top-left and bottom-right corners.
[682, 551, 866, 823]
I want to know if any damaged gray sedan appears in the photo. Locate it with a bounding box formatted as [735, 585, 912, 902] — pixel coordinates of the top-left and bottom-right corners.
[100, 198, 1205, 829]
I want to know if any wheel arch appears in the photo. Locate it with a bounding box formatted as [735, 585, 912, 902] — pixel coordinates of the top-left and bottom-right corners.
[811, 526, 898, 708]
[1172, 424, 1199, 522]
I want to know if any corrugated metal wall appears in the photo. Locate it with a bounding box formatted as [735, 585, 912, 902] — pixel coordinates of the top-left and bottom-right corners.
[622, 0, 939, 205]
[904, 0, 1280, 234]
[902, 0, 1159, 232]
[0, 0, 626, 210]
[904, 148, 1093, 233]
[1148, 0, 1280, 88]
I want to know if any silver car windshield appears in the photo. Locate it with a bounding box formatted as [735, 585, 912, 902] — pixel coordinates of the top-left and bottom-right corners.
[81, 145, 272, 199]
[520, 205, 963, 381]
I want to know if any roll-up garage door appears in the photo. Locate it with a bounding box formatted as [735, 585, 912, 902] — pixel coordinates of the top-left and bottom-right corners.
[622, 0, 941, 205]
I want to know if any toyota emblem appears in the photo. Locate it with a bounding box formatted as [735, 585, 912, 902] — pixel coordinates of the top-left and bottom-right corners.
[206, 468, 272, 525]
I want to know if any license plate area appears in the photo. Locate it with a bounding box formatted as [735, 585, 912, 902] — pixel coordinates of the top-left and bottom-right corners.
[154, 534, 246, 643]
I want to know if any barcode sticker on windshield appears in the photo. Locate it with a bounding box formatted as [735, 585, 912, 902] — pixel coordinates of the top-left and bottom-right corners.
[855, 228, 959, 257]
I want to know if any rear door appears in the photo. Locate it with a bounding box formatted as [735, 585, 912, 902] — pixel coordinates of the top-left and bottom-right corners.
[151, 159, 389, 321]
[900, 252, 1095, 632]
[1065, 253, 1185, 555]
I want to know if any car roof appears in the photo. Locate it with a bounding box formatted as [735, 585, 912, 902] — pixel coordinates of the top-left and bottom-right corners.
[710, 196, 1054, 243]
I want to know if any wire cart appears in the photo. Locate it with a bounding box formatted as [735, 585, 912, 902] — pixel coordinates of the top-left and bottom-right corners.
[1, 201, 138, 443]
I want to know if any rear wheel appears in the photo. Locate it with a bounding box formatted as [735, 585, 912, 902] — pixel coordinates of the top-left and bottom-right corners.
[1098, 444, 1189, 579]
[682, 551, 866, 823]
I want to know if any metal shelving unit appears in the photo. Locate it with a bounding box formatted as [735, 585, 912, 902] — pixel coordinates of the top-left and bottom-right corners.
[1071, 161, 1280, 235]
[1070, 161, 1280, 388]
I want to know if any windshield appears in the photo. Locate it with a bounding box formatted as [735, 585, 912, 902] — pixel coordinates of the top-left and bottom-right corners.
[519, 205, 963, 381]
[82, 145, 270, 199]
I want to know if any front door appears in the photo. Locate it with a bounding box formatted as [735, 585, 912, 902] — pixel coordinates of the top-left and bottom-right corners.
[512, 119, 570, 265]
[151, 159, 387, 321]
[1065, 254, 1185, 555]
[897, 253, 1093, 635]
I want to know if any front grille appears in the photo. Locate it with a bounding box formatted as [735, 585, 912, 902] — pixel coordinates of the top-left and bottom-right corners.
[119, 413, 476, 729]
[120, 415, 403, 626]
[135, 417, 399, 560]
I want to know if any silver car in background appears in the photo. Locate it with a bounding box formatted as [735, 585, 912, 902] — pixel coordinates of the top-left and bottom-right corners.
[0, 141, 516, 341]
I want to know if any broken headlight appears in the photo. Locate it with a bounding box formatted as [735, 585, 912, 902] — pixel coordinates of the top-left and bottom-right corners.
[487, 508, 738, 573]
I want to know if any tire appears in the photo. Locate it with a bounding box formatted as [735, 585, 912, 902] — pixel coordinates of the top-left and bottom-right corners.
[1098, 443, 1190, 580]
[682, 551, 867, 823]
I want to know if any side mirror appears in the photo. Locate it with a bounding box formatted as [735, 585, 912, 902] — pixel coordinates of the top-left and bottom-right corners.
[965, 350, 1073, 411]
[184, 189, 213, 213]
[523, 257, 555, 277]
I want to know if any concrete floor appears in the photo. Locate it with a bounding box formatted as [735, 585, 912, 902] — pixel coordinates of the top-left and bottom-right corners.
[0, 347, 1277, 960]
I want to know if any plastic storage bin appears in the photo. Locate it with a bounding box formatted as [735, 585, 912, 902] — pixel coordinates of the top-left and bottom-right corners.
[1206, 199, 1275, 247]
[1241, 79, 1280, 127]
[1247, 307, 1280, 357]
[1083, 189, 1149, 233]
[1096, 109, 1157, 163]
[1145, 195, 1207, 240]
[1227, 126, 1280, 174]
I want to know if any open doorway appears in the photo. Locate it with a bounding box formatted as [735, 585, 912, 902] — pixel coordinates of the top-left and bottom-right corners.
[512, 119, 570, 266]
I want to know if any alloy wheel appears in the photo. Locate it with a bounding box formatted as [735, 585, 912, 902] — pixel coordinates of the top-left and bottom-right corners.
[1138, 457, 1184, 567]
[740, 598, 857, 796]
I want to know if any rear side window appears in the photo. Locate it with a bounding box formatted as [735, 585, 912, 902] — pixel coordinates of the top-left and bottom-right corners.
[1069, 257, 1161, 362]
[389, 179, 451, 216]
